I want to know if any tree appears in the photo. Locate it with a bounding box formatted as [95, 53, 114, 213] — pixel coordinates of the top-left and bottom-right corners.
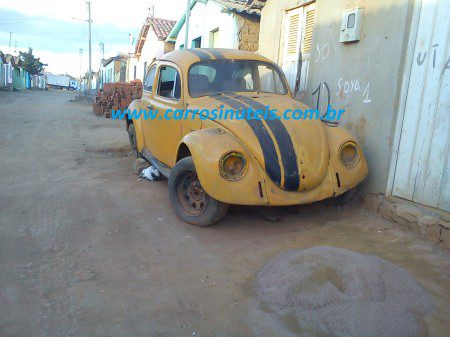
[19, 48, 46, 75]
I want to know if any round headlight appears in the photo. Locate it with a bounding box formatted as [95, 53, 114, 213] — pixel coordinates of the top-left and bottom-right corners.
[219, 151, 247, 180]
[340, 142, 359, 167]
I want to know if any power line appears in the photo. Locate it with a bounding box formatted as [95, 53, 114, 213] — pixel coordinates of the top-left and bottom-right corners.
[0, 17, 48, 21]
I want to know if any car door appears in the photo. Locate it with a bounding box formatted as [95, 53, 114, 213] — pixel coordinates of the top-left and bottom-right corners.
[141, 64, 157, 148]
[146, 62, 184, 167]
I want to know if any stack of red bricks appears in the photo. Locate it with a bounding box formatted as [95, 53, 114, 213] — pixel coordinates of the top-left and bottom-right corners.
[93, 80, 143, 118]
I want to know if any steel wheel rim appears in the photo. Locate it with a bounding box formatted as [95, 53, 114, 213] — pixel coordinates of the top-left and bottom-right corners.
[176, 172, 208, 216]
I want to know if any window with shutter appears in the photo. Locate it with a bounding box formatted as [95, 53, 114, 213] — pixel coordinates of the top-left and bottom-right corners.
[287, 13, 300, 55]
[302, 8, 315, 54]
[281, 2, 316, 92]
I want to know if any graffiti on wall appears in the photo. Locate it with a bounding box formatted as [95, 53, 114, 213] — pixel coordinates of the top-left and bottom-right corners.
[416, 43, 450, 73]
[312, 81, 330, 117]
[311, 39, 374, 125]
[337, 78, 372, 104]
[314, 38, 339, 63]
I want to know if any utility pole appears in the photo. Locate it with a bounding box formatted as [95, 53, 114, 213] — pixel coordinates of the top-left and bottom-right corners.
[128, 34, 133, 55]
[99, 42, 104, 60]
[79, 48, 83, 91]
[149, 5, 154, 18]
[98, 42, 105, 85]
[86, 1, 92, 94]
[148, 0, 155, 18]
[184, 0, 191, 49]
[8, 32, 12, 53]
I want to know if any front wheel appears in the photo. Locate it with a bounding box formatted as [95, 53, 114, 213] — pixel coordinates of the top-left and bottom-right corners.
[323, 186, 359, 207]
[169, 157, 229, 226]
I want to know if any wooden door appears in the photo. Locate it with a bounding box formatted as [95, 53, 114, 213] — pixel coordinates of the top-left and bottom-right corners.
[392, 0, 450, 211]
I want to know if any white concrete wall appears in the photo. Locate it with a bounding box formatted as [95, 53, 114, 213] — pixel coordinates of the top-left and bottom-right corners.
[175, 1, 239, 50]
[259, 0, 415, 195]
[134, 33, 165, 82]
[258, 0, 287, 63]
[1, 62, 13, 87]
[0, 62, 5, 87]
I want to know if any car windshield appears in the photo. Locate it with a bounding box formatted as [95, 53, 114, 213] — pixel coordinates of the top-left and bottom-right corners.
[188, 60, 288, 98]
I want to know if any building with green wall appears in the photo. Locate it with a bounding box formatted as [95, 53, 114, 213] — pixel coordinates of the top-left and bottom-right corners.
[12, 66, 27, 90]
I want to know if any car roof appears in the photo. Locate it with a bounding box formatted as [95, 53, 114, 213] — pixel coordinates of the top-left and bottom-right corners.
[158, 48, 274, 68]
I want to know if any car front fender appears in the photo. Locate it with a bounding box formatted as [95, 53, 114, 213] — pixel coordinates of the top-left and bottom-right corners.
[179, 128, 269, 205]
[325, 126, 368, 193]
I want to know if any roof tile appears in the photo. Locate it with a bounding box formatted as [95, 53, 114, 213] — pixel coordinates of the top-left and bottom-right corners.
[212, 0, 266, 16]
[148, 17, 177, 41]
[135, 17, 176, 55]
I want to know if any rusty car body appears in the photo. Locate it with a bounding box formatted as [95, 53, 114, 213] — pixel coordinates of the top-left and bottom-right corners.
[126, 48, 368, 226]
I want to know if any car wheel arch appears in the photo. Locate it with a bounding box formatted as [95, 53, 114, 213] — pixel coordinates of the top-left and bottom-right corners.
[126, 99, 141, 128]
[176, 142, 192, 163]
[175, 129, 269, 205]
[126, 99, 146, 151]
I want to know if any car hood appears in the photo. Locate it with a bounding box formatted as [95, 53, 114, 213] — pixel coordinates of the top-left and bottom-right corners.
[188, 93, 330, 191]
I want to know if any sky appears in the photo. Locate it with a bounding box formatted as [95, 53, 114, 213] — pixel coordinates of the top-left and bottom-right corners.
[0, 0, 186, 77]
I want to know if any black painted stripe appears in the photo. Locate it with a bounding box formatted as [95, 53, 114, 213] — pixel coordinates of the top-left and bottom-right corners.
[187, 49, 213, 61]
[229, 94, 300, 191]
[210, 94, 281, 186]
[207, 49, 225, 60]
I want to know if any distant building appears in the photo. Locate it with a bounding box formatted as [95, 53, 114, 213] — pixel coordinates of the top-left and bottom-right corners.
[166, 0, 263, 52]
[80, 71, 98, 91]
[99, 54, 128, 88]
[0, 51, 13, 91]
[128, 17, 176, 82]
[30, 74, 46, 89]
[11, 56, 28, 91]
[1, 50, 47, 91]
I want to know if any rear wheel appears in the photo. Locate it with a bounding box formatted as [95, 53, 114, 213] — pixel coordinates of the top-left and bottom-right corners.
[169, 157, 229, 226]
[127, 123, 138, 157]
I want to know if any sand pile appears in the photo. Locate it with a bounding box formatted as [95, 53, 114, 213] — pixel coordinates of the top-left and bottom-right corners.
[256, 246, 434, 337]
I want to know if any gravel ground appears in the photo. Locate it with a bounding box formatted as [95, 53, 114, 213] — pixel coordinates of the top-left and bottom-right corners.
[256, 246, 434, 337]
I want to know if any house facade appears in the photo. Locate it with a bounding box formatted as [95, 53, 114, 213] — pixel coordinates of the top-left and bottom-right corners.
[167, 0, 261, 51]
[0, 52, 13, 91]
[11, 56, 28, 91]
[80, 72, 98, 91]
[99, 55, 128, 88]
[30, 74, 47, 90]
[258, 0, 449, 212]
[12, 66, 27, 91]
[1, 51, 46, 91]
[128, 17, 176, 82]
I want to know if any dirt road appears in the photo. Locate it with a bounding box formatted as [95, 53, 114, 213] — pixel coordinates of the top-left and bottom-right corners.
[0, 90, 449, 337]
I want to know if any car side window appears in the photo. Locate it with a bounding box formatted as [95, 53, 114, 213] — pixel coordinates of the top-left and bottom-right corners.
[157, 66, 181, 100]
[144, 66, 156, 93]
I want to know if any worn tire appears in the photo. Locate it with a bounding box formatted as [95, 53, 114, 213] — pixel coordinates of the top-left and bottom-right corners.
[127, 123, 138, 157]
[169, 157, 229, 226]
[324, 186, 359, 207]
[336, 186, 359, 205]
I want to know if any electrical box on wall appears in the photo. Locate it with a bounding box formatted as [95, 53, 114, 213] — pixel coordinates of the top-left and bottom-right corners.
[339, 8, 364, 43]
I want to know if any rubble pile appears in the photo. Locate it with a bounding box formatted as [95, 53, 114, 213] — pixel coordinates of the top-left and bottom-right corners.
[93, 80, 143, 118]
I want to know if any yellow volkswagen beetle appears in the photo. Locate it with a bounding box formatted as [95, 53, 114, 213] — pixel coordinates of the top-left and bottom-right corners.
[126, 49, 368, 226]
